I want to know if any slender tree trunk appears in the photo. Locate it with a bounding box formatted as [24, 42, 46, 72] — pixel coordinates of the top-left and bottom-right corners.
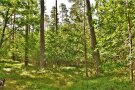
[40, 0, 45, 68]
[25, 25, 29, 66]
[24, 1, 30, 67]
[55, 0, 58, 33]
[83, 0, 88, 77]
[12, 14, 16, 61]
[125, 0, 133, 82]
[85, 0, 101, 76]
[0, 9, 9, 48]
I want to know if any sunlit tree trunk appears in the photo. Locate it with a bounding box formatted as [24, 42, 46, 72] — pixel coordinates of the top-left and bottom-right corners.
[126, 0, 133, 82]
[85, 0, 101, 76]
[83, 0, 88, 77]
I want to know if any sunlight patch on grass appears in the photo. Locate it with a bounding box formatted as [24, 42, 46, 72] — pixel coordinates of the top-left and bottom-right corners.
[20, 71, 35, 78]
[3, 68, 12, 72]
[61, 66, 76, 70]
[13, 63, 23, 68]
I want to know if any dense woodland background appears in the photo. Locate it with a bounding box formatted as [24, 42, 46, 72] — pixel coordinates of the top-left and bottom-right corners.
[0, 0, 135, 90]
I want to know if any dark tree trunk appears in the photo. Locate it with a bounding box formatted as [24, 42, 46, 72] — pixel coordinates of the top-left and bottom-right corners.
[40, 0, 45, 68]
[55, 0, 58, 33]
[12, 14, 16, 61]
[85, 0, 101, 76]
[0, 9, 9, 48]
[25, 25, 29, 66]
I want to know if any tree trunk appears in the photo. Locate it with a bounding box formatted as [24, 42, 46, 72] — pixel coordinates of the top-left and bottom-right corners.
[55, 0, 58, 33]
[25, 25, 29, 66]
[85, 0, 101, 76]
[125, 0, 133, 82]
[12, 14, 16, 61]
[40, 0, 45, 68]
[83, 0, 88, 77]
[0, 9, 9, 48]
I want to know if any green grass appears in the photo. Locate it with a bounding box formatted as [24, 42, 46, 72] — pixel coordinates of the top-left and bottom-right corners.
[68, 76, 133, 90]
[0, 59, 133, 90]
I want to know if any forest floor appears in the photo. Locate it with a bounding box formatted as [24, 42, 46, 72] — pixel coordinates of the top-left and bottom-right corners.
[0, 59, 133, 90]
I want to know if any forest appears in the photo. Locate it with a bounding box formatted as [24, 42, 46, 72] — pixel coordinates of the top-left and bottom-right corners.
[0, 0, 135, 90]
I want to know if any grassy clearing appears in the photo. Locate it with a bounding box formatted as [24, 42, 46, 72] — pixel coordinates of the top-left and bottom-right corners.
[0, 59, 133, 90]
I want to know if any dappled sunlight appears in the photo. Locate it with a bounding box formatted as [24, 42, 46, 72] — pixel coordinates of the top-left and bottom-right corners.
[0, 59, 133, 90]
[110, 75, 130, 83]
[3, 68, 12, 72]
[0, 59, 79, 89]
[20, 71, 35, 78]
[0, 0, 135, 89]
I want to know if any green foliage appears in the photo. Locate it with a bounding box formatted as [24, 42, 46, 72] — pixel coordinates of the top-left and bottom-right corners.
[0, 0, 135, 89]
[95, 0, 135, 63]
[46, 25, 84, 62]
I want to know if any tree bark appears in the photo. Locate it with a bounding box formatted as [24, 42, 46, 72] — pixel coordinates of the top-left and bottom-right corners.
[40, 0, 45, 68]
[25, 25, 29, 66]
[85, 0, 101, 76]
[83, 0, 88, 77]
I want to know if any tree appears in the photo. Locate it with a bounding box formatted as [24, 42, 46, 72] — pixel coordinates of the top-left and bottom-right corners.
[50, 6, 59, 31]
[59, 3, 69, 24]
[25, 24, 29, 66]
[69, 0, 83, 23]
[83, 0, 88, 77]
[24, 1, 30, 67]
[68, 0, 84, 31]
[85, 0, 101, 76]
[39, 0, 45, 68]
[49, 0, 58, 33]
[125, 0, 133, 82]
[96, 0, 135, 79]
[95, 0, 128, 62]
[0, 8, 10, 48]
[12, 13, 16, 61]
[55, 0, 58, 33]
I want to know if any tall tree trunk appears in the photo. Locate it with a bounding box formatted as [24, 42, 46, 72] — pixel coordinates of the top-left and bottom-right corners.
[55, 0, 58, 33]
[25, 25, 29, 66]
[40, 0, 45, 68]
[0, 9, 9, 48]
[12, 14, 16, 61]
[85, 0, 101, 76]
[24, 1, 30, 67]
[126, 0, 133, 82]
[83, 0, 88, 77]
